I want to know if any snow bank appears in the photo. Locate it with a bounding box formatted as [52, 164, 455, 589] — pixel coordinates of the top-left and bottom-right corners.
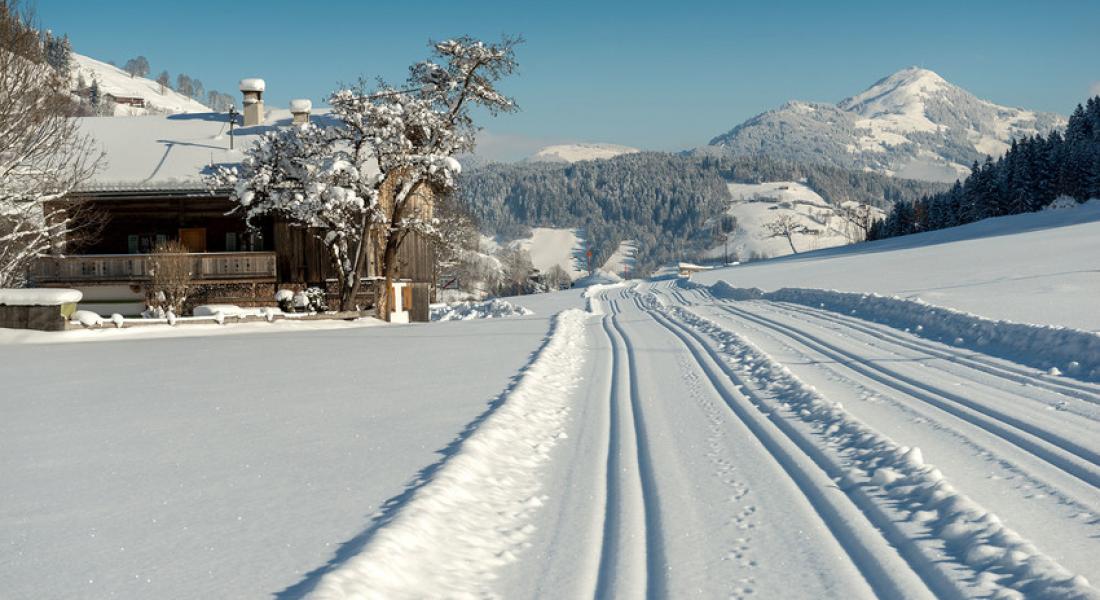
[70, 310, 103, 327]
[668, 303, 1100, 599]
[0, 288, 82, 306]
[696, 282, 1100, 382]
[193, 304, 280, 319]
[307, 309, 589, 598]
[572, 269, 623, 288]
[430, 299, 532, 322]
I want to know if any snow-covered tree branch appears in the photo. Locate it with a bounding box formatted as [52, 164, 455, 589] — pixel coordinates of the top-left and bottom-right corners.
[209, 35, 520, 316]
[0, 1, 102, 288]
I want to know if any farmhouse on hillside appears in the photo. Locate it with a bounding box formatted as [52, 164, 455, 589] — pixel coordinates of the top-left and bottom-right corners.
[30, 80, 435, 321]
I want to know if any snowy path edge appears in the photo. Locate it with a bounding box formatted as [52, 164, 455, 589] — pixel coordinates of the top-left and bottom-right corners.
[695, 280, 1100, 382]
[305, 308, 589, 599]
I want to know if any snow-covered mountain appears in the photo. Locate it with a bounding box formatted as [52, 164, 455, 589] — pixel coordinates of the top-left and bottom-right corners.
[526, 143, 639, 163]
[70, 53, 210, 116]
[709, 67, 1065, 182]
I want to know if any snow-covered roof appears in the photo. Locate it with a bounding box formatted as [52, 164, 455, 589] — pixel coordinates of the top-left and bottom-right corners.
[289, 99, 312, 113]
[239, 78, 266, 92]
[75, 109, 336, 192]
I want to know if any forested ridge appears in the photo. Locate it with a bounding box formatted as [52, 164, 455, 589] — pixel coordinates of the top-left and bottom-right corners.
[871, 97, 1100, 240]
[458, 151, 944, 274]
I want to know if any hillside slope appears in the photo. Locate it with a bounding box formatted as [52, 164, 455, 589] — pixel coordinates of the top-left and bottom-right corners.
[71, 53, 210, 115]
[702, 181, 883, 262]
[710, 67, 1065, 182]
[693, 200, 1100, 330]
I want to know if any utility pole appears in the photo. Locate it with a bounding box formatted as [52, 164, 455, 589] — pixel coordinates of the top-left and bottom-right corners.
[228, 105, 238, 150]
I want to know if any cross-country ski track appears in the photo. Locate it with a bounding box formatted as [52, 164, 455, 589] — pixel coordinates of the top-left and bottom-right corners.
[296, 278, 1100, 599]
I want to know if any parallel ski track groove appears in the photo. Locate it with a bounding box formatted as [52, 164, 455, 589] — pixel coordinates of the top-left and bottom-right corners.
[638, 283, 944, 599]
[770, 300, 1100, 407]
[592, 294, 668, 599]
[711, 302, 1100, 490]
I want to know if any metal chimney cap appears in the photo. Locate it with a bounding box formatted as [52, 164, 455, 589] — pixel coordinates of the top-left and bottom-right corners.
[289, 99, 312, 113]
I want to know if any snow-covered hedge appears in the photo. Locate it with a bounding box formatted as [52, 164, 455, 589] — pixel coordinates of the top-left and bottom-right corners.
[431, 299, 532, 322]
[701, 281, 1100, 381]
[0, 288, 82, 306]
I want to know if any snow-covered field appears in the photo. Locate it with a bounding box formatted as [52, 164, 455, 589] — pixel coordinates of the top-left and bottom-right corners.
[694, 199, 1100, 330]
[3, 202, 1099, 598]
[483, 227, 589, 279]
[701, 181, 880, 262]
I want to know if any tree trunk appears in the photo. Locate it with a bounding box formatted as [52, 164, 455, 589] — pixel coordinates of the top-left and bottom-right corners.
[339, 233, 373, 312]
[785, 233, 799, 254]
[376, 236, 401, 320]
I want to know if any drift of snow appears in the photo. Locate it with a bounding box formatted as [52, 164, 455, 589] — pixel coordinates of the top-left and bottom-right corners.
[431, 299, 533, 321]
[0, 288, 82, 305]
[307, 309, 588, 598]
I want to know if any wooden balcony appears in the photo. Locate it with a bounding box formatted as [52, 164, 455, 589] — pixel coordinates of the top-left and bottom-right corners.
[30, 252, 278, 284]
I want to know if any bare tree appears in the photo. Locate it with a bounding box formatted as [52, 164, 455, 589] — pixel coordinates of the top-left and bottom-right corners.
[175, 73, 193, 98]
[497, 245, 535, 296]
[544, 264, 571, 290]
[763, 214, 819, 254]
[211, 36, 520, 317]
[155, 70, 170, 93]
[840, 202, 879, 242]
[122, 55, 149, 79]
[0, 1, 102, 287]
[146, 241, 193, 315]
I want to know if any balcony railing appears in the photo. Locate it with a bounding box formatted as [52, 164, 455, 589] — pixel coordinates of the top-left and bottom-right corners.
[30, 252, 278, 283]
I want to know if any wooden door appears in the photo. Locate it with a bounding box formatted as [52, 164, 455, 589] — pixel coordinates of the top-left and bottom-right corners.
[179, 228, 207, 253]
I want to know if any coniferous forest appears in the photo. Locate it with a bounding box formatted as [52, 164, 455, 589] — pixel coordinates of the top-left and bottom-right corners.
[870, 97, 1100, 240]
[458, 152, 943, 274]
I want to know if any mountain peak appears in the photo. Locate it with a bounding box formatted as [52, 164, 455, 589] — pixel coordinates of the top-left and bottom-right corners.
[838, 66, 952, 114]
[527, 143, 639, 164]
[709, 67, 1066, 183]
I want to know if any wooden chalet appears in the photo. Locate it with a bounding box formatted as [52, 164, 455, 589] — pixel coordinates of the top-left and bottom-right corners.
[30, 83, 435, 321]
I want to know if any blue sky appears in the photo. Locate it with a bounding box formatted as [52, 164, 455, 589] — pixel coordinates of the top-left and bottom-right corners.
[39, 0, 1100, 159]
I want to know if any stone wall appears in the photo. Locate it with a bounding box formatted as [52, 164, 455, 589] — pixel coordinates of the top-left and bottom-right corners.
[0, 303, 75, 331]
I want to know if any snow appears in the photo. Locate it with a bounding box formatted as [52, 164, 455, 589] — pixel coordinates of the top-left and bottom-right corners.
[0, 292, 585, 598]
[0, 288, 82, 305]
[526, 143, 639, 163]
[75, 108, 336, 188]
[702, 181, 882, 261]
[5, 190, 1100, 597]
[289, 99, 313, 112]
[70, 53, 210, 116]
[70, 309, 103, 327]
[504, 227, 587, 279]
[694, 199, 1100, 331]
[431, 298, 533, 321]
[307, 309, 587, 598]
[238, 78, 266, 92]
[600, 240, 636, 278]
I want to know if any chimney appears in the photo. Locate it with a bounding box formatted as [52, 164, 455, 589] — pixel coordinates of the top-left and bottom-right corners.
[239, 78, 266, 126]
[289, 99, 312, 125]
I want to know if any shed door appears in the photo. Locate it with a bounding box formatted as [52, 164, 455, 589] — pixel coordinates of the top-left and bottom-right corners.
[179, 228, 207, 253]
